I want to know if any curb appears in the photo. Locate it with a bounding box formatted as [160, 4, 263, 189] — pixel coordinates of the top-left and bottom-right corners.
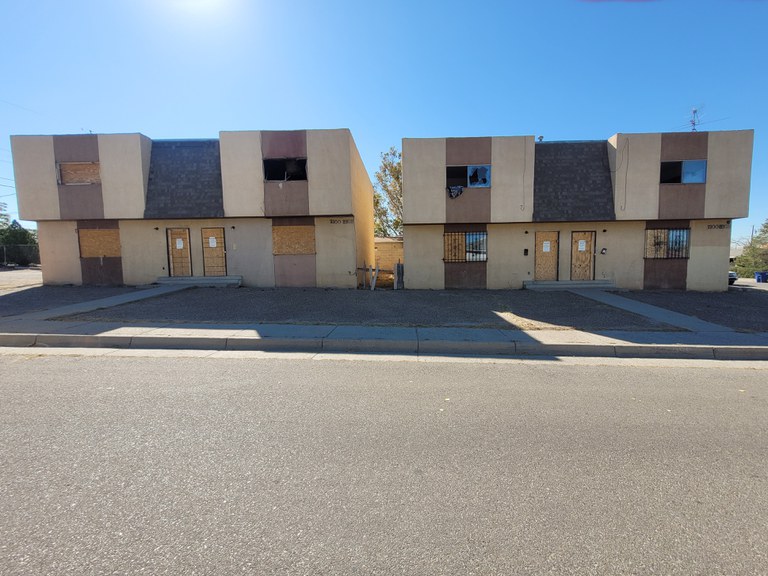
[2, 332, 768, 360]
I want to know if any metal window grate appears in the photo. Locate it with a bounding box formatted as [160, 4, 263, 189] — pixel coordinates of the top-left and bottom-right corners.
[645, 228, 690, 259]
[444, 231, 487, 263]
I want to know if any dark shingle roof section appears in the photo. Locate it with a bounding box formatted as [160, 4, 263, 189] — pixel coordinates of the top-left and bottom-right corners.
[144, 140, 224, 219]
[533, 141, 615, 222]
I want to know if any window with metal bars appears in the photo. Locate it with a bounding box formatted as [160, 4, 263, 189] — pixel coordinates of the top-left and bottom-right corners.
[644, 228, 690, 259]
[443, 231, 487, 263]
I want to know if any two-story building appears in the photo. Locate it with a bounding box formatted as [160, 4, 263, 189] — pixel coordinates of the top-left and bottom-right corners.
[11, 129, 375, 288]
[402, 130, 753, 291]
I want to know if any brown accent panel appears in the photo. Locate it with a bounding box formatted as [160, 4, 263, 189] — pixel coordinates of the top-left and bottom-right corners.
[570, 231, 595, 281]
[445, 189, 491, 223]
[261, 130, 307, 159]
[272, 217, 315, 227]
[535, 231, 559, 281]
[644, 259, 687, 290]
[274, 254, 317, 287]
[201, 227, 226, 277]
[59, 184, 105, 220]
[646, 220, 690, 230]
[444, 223, 487, 233]
[59, 162, 101, 185]
[78, 229, 121, 258]
[264, 181, 310, 216]
[444, 262, 487, 289]
[446, 138, 492, 166]
[167, 228, 192, 277]
[661, 132, 708, 161]
[658, 184, 705, 219]
[77, 219, 119, 229]
[80, 257, 123, 286]
[53, 134, 99, 162]
[272, 225, 316, 255]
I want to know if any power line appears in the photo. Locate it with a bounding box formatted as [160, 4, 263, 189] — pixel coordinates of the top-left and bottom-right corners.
[0, 192, 17, 197]
[0, 183, 15, 189]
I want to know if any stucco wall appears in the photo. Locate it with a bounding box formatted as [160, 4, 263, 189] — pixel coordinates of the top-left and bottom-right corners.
[99, 134, 150, 219]
[37, 220, 81, 284]
[705, 130, 753, 219]
[315, 217, 358, 288]
[687, 219, 731, 291]
[120, 219, 275, 287]
[219, 131, 265, 217]
[307, 129, 352, 215]
[402, 138, 446, 224]
[403, 225, 444, 289]
[612, 133, 662, 221]
[349, 134, 375, 284]
[11, 136, 60, 221]
[487, 225, 531, 289]
[490, 136, 535, 223]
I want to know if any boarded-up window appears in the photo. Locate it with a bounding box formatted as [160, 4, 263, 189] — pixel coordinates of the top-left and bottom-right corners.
[78, 229, 121, 258]
[272, 226, 315, 255]
[59, 162, 101, 185]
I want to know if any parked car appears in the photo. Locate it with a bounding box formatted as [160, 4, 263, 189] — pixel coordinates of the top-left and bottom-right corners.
[729, 271, 738, 285]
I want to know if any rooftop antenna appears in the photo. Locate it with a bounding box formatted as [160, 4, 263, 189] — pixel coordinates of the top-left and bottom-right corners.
[690, 108, 700, 132]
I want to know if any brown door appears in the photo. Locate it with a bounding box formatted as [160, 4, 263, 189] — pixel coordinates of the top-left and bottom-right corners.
[167, 228, 192, 277]
[202, 227, 226, 276]
[535, 231, 559, 281]
[571, 231, 595, 281]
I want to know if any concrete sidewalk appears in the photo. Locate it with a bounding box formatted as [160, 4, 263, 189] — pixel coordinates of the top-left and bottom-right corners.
[1, 286, 767, 360]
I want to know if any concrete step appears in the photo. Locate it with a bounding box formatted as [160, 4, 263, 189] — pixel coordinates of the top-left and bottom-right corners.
[155, 276, 242, 287]
[524, 279, 615, 291]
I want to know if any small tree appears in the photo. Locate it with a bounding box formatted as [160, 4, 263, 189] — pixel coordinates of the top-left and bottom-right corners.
[373, 147, 403, 237]
[0, 220, 36, 245]
[734, 218, 768, 277]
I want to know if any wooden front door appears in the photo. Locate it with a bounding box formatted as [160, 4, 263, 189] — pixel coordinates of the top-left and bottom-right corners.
[535, 231, 559, 281]
[202, 227, 226, 276]
[167, 228, 192, 277]
[571, 231, 595, 281]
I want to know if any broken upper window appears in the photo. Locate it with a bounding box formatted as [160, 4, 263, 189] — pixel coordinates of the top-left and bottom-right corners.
[445, 165, 491, 193]
[660, 160, 707, 184]
[264, 158, 307, 181]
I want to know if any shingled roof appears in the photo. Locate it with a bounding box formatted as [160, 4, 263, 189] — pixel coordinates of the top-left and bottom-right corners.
[532, 141, 615, 222]
[144, 140, 224, 219]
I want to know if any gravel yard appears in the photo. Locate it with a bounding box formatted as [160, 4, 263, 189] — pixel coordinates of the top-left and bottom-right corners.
[59, 287, 677, 331]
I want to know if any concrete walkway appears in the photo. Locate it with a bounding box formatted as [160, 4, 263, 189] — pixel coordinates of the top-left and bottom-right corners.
[1, 287, 767, 360]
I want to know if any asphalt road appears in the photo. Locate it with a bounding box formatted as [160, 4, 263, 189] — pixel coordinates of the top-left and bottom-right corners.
[1, 354, 766, 575]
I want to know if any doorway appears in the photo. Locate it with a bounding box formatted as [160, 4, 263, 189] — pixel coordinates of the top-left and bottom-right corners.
[570, 231, 595, 281]
[535, 231, 559, 281]
[201, 227, 226, 276]
[167, 228, 192, 277]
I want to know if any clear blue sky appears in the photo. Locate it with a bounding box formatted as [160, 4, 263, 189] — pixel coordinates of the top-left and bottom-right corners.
[1, 0, 766, 243]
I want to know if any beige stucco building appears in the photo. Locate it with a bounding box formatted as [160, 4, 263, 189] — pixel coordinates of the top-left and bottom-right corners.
[11, 130, 375, 288]
[403, 130, 754, 291]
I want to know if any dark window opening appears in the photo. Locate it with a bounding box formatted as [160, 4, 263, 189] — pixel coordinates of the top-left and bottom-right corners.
[264, 158, 307, 181]
[444, 231, 488, 263]
[446, 166, 467, 187]
[660, 160, 707, 184]
[645, 228, 690, 259]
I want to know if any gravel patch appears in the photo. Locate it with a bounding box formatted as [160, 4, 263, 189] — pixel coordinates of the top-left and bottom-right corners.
[616, 289, 768, 332]
[0, 284, 149, 318]
[60, 287, 677, 331]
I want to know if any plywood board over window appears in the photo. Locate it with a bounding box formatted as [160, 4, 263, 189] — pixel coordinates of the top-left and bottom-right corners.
[59, 162, 101, 185]
[78, 229, 121, 258]
[272, 226, 316, 255]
